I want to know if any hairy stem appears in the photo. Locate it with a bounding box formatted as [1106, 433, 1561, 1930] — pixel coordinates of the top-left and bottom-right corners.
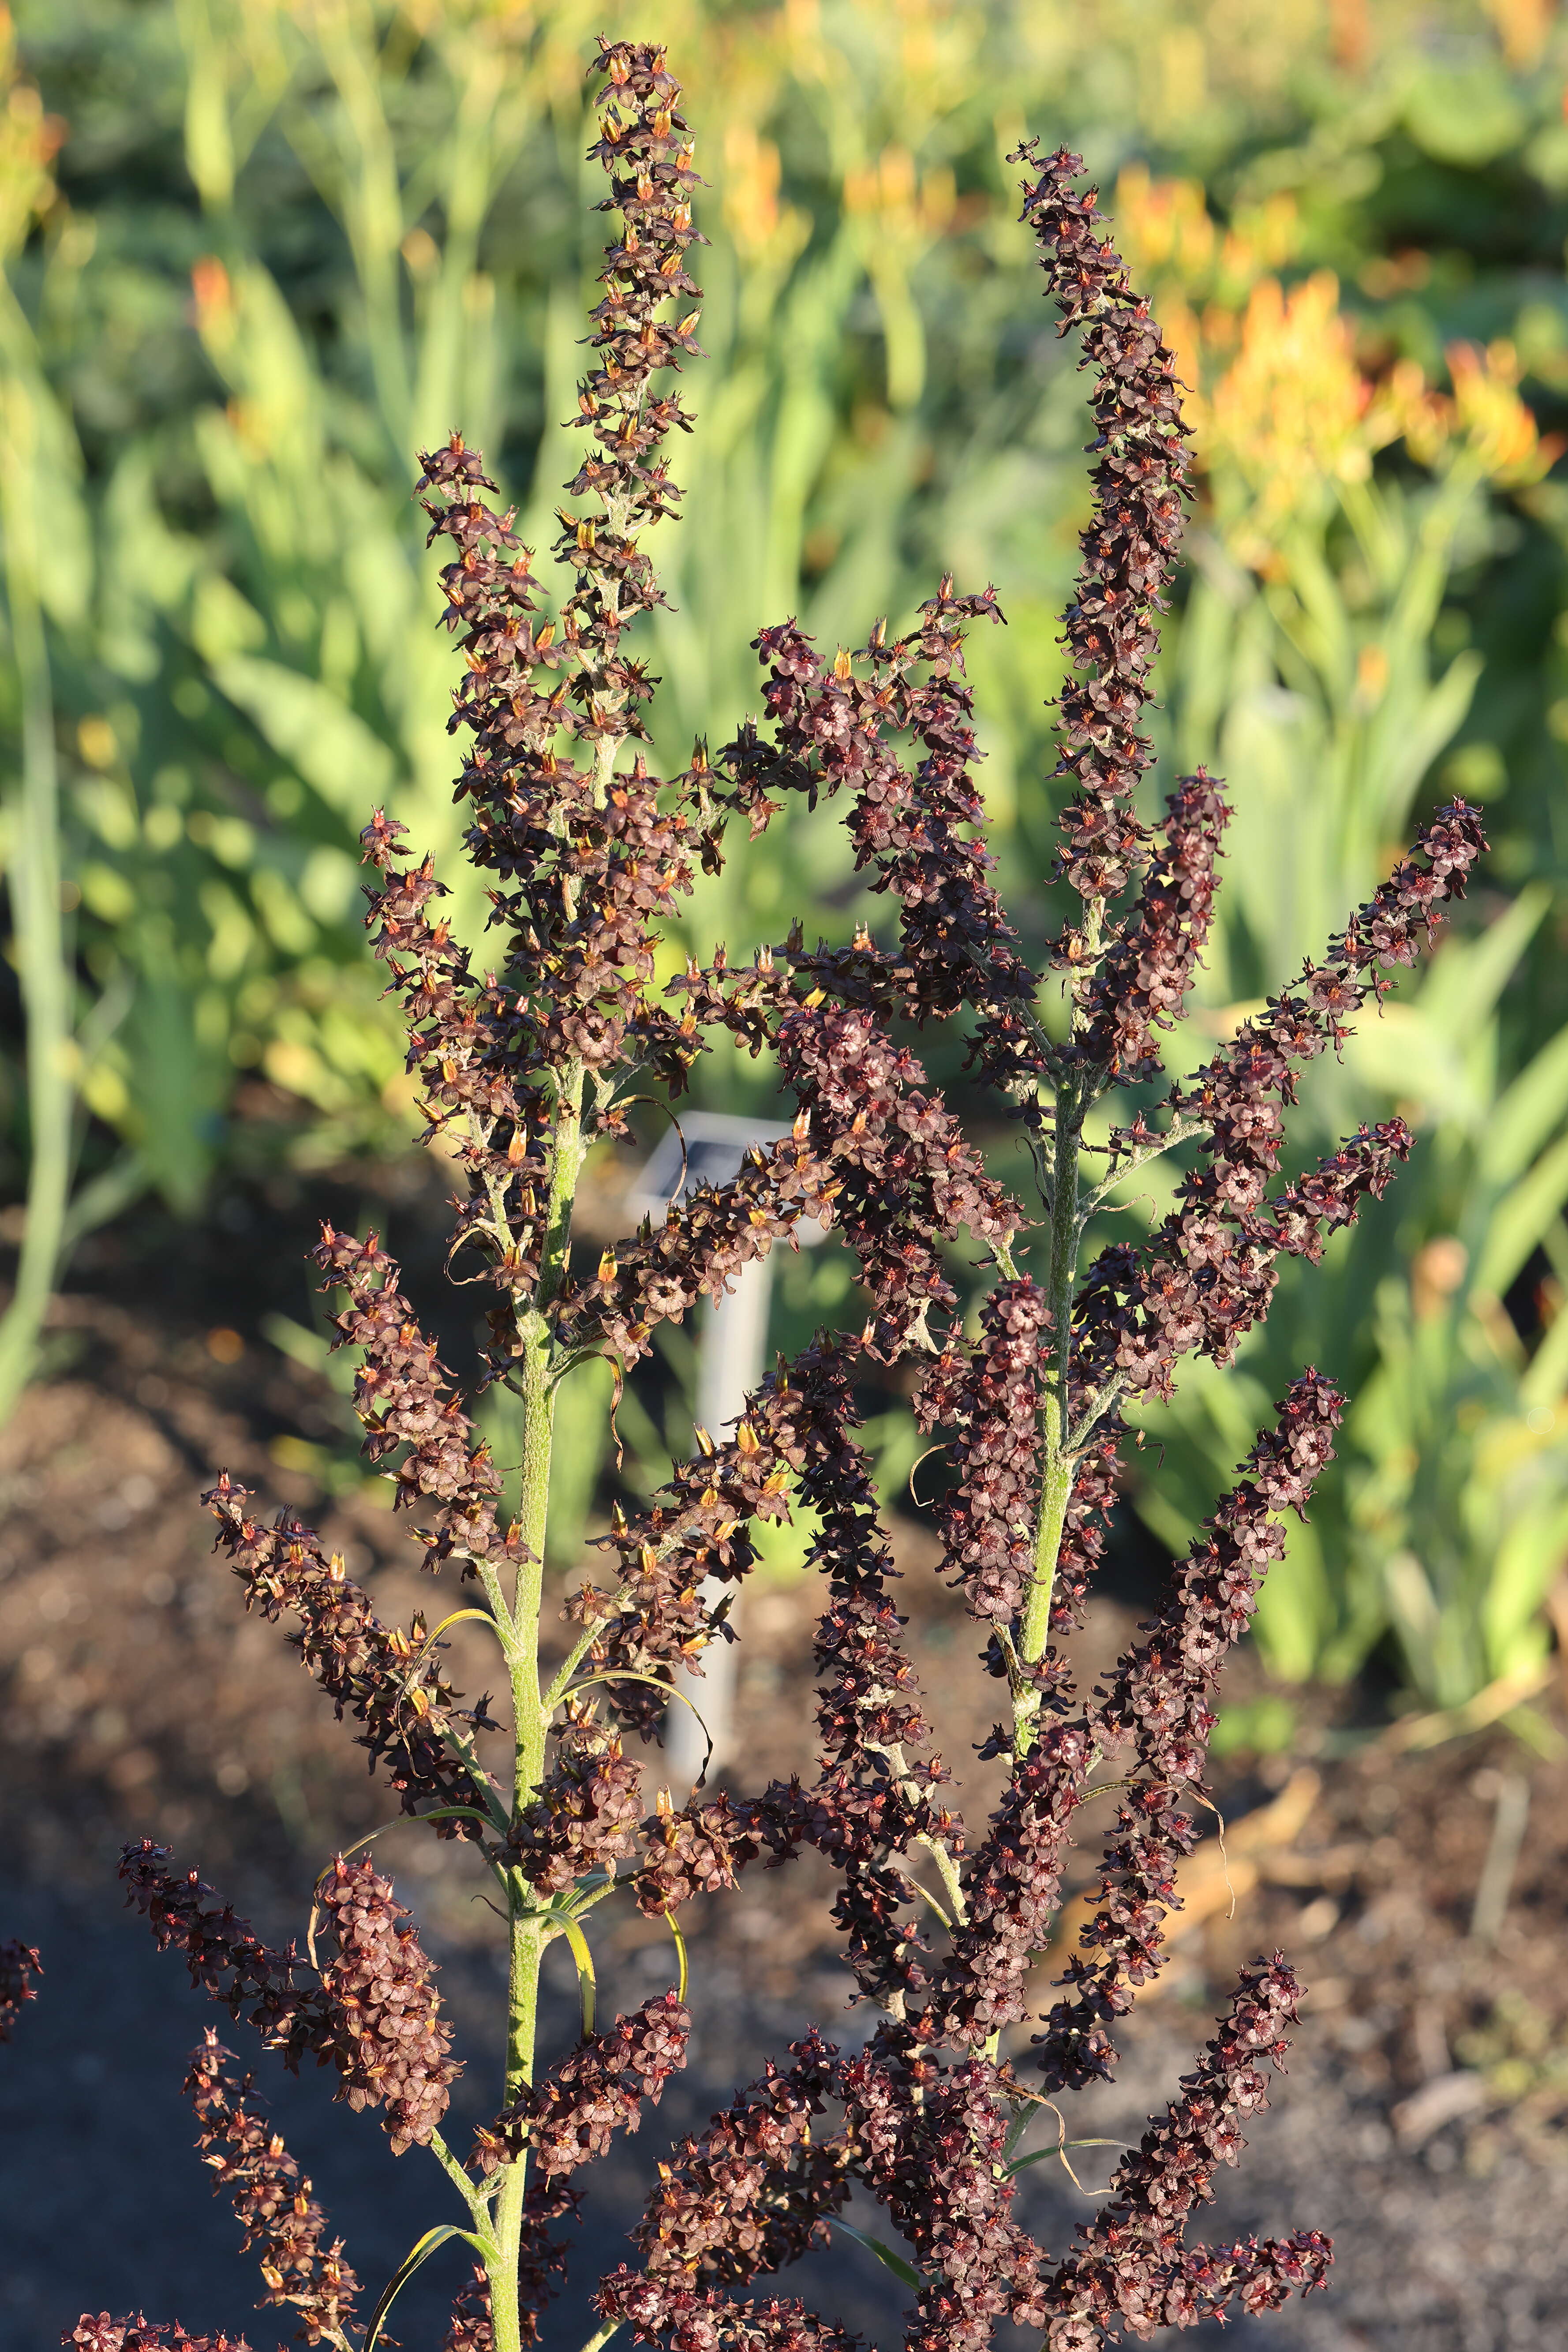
[487, 1899, 544, 2352]
[484, 1057, 587, 2348]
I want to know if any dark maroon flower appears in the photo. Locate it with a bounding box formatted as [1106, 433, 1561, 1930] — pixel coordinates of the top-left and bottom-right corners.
[0, 1937, 41, 2042]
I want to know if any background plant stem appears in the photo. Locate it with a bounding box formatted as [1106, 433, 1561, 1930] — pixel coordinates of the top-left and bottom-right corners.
[0, 376, 72, 1422]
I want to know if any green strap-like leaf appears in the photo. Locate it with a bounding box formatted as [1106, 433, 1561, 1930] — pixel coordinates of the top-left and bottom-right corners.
[365, 2222, 489, 2352]
[834, 2217, 924, 2292]
[1006, 2137, 1126, 2176]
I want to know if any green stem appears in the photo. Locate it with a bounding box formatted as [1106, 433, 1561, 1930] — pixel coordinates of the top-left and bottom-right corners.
[0, 377, 73, 1425]
[1015, 1077, 1083, 1755]
[427, 2125, 492, 2220]
[484, 1057, 587, 2351]
[477, 104, 642, 2330]
[483, 1885, 547, 2352]
[510, 1062, 586, 1787]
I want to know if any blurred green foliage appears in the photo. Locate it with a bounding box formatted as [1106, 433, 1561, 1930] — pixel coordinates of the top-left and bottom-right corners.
[4, 0, 1568, 1707]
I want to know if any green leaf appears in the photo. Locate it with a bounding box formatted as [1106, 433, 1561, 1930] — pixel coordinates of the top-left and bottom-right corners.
[834, 2218, 924, 2292]
[1482, 1500, 1568, 1682]
[1521, 1275, 1568, 1411]
[1417, 887, 1548, 1046]
[366, 2223, 487, 2352]
[1006, 2137, 1126, 2176]
[1475, 1131, 1568, 1299]
[1482, 1021, 1568, 1190]
[208, 652, 397, 815]
[1404, 64, 1525, 167]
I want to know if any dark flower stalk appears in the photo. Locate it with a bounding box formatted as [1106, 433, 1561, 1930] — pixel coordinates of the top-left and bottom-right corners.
[70, 64, 1485, 2352]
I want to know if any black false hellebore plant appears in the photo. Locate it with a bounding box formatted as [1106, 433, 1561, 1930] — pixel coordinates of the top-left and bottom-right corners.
[45, 35, 1486, 2352]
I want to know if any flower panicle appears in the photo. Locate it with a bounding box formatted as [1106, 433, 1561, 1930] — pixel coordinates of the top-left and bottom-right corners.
[119, 1844, 458, 2154]
[715, 587, 1052, 1112]
[570, 1338, 846, 1738]
[923, 1279, 1050, 1627]
[595, 2029, 847, 2327]
[312, 1224, 523, 1576]
[551, 1115, 839, 1369]
[1175, 798, 1488, 1216]
[928, 1720, 1094, 2045]
[183, 2032, 360, 2347]
[509, 1706, 645, 1894]
[1069, 799, 1485, 1405]
[1012, 144, 1194, 933]
[313, 1855, 460, 2154]
[392, 37, 712, 1232]
[741, 1385, 959, 2008]
[1042, 1960, 1332, 2344]
[1035, 1373, 1343, 2093]
[1077, 771, 1229, 1083]
[202, 1474, 494, 1824]
[118, 1840, 329, 2069]
[838, 2048, 1047, 2346]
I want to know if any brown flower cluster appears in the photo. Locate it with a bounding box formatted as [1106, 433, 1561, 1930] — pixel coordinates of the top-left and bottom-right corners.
[475, 1991, 690, 2179]
[771, 1004, 1018, 1361]
[716, 587, 1051, 1111]
[737, 1359, 958, 2009]
[1034, 1375, 1343, 2092]
[1073, 801, 1484, 1404]
[922, 1279, 1050, 1625]
[1043, 1961, 1330, 2342]
[1097, 1372, 1343, 1773]
[67, 2325, 251, 2352]
[314, 1855, 460, 2153]
[509, 1705, 645, 1893]
[313, 1224, 525, 1576]
[387, 35, 709, 1118]
[838, 2048, 1047, 2352]
[202, 1473, 494, 1827]
[0, 1935, 41, 2041]
[596, 2029, 849, 2338]
[574, 1336, 858, 1735]
[443, 2269, 494, 2352]
[119, 1840, 331, 2070]
[553, 1113, 837, 1369]
[636, 1787, 763, 1915]
[185, 2033, 360, 2348]
[1078, 772, 1228, 1083]
[626, 976, 1022, 1366]
[120, 1843, 457, 2153]
[1045, 1425, 1125, 1637]
[1013, 145, 1193, 920]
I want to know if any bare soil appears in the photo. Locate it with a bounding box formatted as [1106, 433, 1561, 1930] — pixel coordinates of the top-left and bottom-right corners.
[3, 1284, 1567, 2350]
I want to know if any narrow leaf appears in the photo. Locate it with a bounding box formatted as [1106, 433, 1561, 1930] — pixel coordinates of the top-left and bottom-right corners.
[834, 2217, 925, 2292]
[365, 2222, 487, 2352]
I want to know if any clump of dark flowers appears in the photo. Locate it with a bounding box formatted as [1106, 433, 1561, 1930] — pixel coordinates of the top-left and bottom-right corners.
[20, 37, 1489, 2352]
[0, 1936, 41, 2041]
